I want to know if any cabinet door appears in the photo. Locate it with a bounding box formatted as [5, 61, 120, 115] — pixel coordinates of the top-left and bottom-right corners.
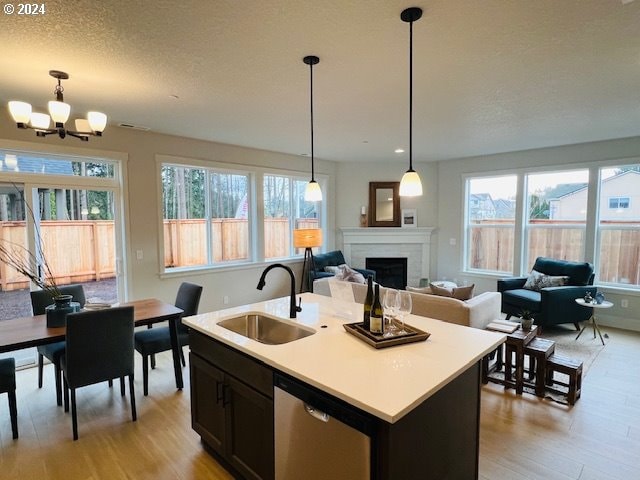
[225, 374, 274, 480]
[190, 353, 226, 455]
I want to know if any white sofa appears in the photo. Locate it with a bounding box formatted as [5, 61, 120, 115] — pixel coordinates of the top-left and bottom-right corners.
[313, 278, 501, 329]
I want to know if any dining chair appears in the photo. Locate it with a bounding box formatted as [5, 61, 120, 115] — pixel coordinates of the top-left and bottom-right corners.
[61, 306, 136, 440]
[134, 282, 203, 396]
[30, 284, 86, 406]
[0, 357, 18, 439]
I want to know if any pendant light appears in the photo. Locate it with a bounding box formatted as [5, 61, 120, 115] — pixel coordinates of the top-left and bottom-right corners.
[399, 7, 423, 197]
[303, 55, 322, 202]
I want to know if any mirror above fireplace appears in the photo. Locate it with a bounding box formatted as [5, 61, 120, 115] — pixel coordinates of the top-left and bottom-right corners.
[368, 181, 400, 227]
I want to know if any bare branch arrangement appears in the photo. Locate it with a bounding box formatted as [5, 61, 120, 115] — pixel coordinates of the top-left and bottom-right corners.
[0, 185, 61, 298]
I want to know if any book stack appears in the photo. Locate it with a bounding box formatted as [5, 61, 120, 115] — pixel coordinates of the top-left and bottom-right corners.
[486, 319, 519, 333]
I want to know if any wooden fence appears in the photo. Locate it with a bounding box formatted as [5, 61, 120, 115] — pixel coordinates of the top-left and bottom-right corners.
[469, 220, 640, 285]
[1, 218, 319, 291]
[0, 220, 116, 291]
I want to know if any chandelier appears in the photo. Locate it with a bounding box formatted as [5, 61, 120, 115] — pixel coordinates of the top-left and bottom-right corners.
[8, 70, 107, 141]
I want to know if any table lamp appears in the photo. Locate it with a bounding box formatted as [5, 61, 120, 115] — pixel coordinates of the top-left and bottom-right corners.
[293, 228, 323, 293]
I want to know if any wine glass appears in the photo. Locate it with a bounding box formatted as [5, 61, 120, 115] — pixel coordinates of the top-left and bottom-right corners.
[396, 291, 412, 334]
[382, 288, 399, 337]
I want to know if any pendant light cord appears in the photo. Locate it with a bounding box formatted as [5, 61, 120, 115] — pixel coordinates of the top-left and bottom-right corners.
[408, 18, 414, 172]
[309, 61, 315, 182]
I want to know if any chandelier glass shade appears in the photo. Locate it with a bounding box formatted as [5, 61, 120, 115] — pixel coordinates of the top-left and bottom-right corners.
[303, 55, 322, 202]
[8, 70, 107, 142]
[399, 7, 423, 197]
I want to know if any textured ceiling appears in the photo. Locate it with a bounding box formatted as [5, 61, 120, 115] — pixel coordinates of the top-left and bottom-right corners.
[1, 0, 639, 163]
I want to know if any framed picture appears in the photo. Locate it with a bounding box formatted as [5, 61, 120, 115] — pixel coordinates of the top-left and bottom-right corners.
[401, 208, 417, 228]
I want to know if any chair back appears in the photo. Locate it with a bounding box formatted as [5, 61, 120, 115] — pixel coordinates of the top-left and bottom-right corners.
[532, 257, 594, 286]
[175, 282, 203, 332]
[64, 306, 134, 388]
[0, 357, 16, 393]
[30, 284, 87, 315]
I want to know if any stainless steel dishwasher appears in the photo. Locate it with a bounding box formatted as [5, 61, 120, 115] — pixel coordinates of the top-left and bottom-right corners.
[274, 373, 373, 480]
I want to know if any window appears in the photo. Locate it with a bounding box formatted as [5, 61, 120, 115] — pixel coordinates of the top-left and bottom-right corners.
[1, 149, 116, 178]
[608, 197, 630, 210]
[162, 164, 251, 270]
[597, 166, 640, 288]
[263, 175, 319, 259]
[524, 170, 588, 269]
[464, 175, 517, 274]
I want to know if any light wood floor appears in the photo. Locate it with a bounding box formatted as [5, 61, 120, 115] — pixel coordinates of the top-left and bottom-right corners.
[1, 327, 639, 479]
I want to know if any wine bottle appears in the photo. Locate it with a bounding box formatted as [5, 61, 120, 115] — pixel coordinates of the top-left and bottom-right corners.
[363, 275, 373, 329]
[370, 284, 383, 335]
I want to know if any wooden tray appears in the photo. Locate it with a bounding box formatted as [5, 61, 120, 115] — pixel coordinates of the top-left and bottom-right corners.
[343, 321, 430, 349]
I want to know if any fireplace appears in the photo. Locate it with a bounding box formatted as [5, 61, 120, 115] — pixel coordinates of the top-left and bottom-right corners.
[366, 257, 408, 289]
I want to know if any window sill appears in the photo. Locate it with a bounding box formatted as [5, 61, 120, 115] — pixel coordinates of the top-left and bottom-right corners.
[159, 257, 303, 279]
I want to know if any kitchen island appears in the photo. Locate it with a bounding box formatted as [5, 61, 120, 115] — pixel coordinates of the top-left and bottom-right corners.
[184, 292, 505, 480]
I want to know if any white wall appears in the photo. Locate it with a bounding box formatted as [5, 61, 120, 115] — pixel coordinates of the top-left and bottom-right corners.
[436, 136, 640, 330]
[0, 119, 337, 313]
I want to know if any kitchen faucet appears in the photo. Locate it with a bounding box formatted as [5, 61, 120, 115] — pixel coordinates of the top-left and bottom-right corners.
[257, 263, 302, 319]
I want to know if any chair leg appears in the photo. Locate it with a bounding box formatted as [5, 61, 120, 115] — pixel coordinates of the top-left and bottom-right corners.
[505, 314, 512, 320]
[142, 354, 149, 396]
[573, 322, 581, 331]
[63, 377, 70, 412]
[54, 362, 63, 406]
[180, 347, 186, 367]
[8, 390, 18, 439]
[38, 354, 44, 388]
[120, 377, 125, 396]
[150, 353, 156, 370]
[71, 388, 78, 440]
[129, 375, 137, 422]
[108, 379, 113, 387]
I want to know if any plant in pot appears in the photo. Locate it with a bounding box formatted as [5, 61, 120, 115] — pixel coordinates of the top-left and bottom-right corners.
[519, 310, 535, 331]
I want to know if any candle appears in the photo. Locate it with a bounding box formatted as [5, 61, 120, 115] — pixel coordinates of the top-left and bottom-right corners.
[361, 206, 366, 215]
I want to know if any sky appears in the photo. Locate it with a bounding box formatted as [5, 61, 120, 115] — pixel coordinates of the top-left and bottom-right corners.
[469, 169, 618, 200]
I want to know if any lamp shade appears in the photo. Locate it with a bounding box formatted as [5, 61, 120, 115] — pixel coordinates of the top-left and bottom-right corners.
[88, 111, 107, 132]
[30, 112, 51, 130]
[8, 101, 32, 123]
[48, 100, 71, 123]
[304, 180, 323, 202]
[4, 154, 18, 169]
[399, 169, 423, 197]
[293, 228, 323, 248]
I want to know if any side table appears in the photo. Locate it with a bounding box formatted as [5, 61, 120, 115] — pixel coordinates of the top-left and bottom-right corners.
[504, 325, 538, 395]
[575, 298, 612, 346]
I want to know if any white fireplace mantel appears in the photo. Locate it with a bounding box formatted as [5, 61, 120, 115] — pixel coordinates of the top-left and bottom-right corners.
[339, 227, 435, 286]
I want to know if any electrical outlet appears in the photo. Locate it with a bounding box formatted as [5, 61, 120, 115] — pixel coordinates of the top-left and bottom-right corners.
[449, 238, 457, 246]
[223, 295, 230, 305]
[621, 299, 629, 308]
[136, 249, 143, 260]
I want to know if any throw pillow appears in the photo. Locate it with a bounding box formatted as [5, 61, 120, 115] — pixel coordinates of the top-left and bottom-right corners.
[523, 269, 569, 291]
[334, 265, 366, 284]
[451, 284, 475, 300]
[324, 264, 346, 275]
[429, 283, 453, 297]
[406, 286, 432, 295]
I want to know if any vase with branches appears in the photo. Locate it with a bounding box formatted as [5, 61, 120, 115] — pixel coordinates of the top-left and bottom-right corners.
[0, 186, 77, 326]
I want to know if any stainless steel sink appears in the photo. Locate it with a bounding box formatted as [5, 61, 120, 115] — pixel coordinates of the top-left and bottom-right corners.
[217, 313, 315, 345]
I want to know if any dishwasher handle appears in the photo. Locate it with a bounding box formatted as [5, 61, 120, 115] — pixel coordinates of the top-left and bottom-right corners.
[304, 403, 330, 422]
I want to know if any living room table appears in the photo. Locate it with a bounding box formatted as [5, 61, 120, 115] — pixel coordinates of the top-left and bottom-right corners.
[503, 325, 538, 394]
[0, 298, 185, 390]
[575, 298, 611, 346]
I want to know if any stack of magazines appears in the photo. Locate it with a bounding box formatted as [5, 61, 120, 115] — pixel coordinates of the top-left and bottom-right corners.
[486, 319, 519, 333]
[83, 302, 112, 310]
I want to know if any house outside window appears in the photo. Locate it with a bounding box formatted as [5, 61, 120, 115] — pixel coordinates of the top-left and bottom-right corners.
[608, 197, 630, 210]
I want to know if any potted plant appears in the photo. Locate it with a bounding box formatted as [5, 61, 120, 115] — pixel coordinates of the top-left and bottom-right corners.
[520, 310, 535, 331]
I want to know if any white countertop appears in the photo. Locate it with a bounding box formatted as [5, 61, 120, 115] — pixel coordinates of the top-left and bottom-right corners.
[184, 293, 505, 423]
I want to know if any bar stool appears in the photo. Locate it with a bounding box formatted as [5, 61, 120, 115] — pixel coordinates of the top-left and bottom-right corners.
[523, 338, 555, 397]
[0, 357, 18, 439]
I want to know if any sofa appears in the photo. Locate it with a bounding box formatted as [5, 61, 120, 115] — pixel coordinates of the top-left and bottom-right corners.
[313, 278, 501, 329]
[310, 250, 376, 283]
[497, 257, 597, 329]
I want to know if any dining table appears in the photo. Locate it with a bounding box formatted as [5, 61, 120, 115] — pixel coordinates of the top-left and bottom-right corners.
[0, 298, 185, 390]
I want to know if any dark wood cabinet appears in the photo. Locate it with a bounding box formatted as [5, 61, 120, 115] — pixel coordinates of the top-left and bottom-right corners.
[190, 331, 274, 480]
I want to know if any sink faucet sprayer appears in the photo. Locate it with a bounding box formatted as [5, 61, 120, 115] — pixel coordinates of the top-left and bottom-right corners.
[257, 263, 302, 319]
